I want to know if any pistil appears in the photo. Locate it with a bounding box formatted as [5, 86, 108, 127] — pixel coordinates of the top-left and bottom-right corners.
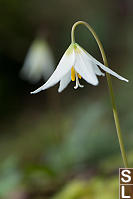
[74, 72, 84, 89]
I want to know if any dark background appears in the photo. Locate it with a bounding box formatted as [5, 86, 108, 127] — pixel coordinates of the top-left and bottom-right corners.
[0, 0, 133, 198]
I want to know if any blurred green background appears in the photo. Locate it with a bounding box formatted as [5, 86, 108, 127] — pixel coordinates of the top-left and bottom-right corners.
[0, 0, 133, 198]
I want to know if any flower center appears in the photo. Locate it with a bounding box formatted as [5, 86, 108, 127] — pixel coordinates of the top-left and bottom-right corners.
[71, 66, 81, 81]
[71, 66, 84, 89]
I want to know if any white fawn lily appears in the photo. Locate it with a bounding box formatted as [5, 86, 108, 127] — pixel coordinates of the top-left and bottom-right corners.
[31, 42, 128, 94]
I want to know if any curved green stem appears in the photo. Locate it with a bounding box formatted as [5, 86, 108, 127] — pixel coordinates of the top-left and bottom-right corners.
[71, 21, 128, 168]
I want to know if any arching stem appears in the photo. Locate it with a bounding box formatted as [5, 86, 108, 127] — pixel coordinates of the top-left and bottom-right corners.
[71, 21, 128, 168]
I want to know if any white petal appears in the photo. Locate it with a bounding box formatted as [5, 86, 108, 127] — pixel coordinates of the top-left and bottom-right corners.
[58, 71, 71, 93]
[31, 45, 75, 94]
[77, 44, 128, 82]
[74, 50, 99, 86]
[92, 63, 105, 76]
[94, 61, 128, 82]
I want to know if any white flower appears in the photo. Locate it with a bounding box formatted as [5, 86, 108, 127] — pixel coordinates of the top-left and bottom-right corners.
[20, 38, 54, 83]
[31, 43, 128, 94]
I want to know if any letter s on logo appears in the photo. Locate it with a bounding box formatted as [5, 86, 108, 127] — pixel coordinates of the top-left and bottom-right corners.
[121, 170, 131, 183]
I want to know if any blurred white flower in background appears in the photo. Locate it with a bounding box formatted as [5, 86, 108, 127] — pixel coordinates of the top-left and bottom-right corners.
[20, 38, 55, 83]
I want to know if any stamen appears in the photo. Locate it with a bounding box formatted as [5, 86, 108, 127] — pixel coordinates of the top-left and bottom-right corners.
[71, 67, 82, 81]
[78, 74, 81, 79]
[71, 66, 75, 81]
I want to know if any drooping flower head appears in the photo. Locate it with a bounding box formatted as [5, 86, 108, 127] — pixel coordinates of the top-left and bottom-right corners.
[31, 42, 128, 94]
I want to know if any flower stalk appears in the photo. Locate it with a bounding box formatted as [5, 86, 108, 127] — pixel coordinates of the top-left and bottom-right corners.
[71, 21, 128, 168]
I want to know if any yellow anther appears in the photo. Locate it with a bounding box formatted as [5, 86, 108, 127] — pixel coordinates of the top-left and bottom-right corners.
[78, 74, 81, 79]
[71, 66, 75, 81]
[71, 67, 82, 81]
